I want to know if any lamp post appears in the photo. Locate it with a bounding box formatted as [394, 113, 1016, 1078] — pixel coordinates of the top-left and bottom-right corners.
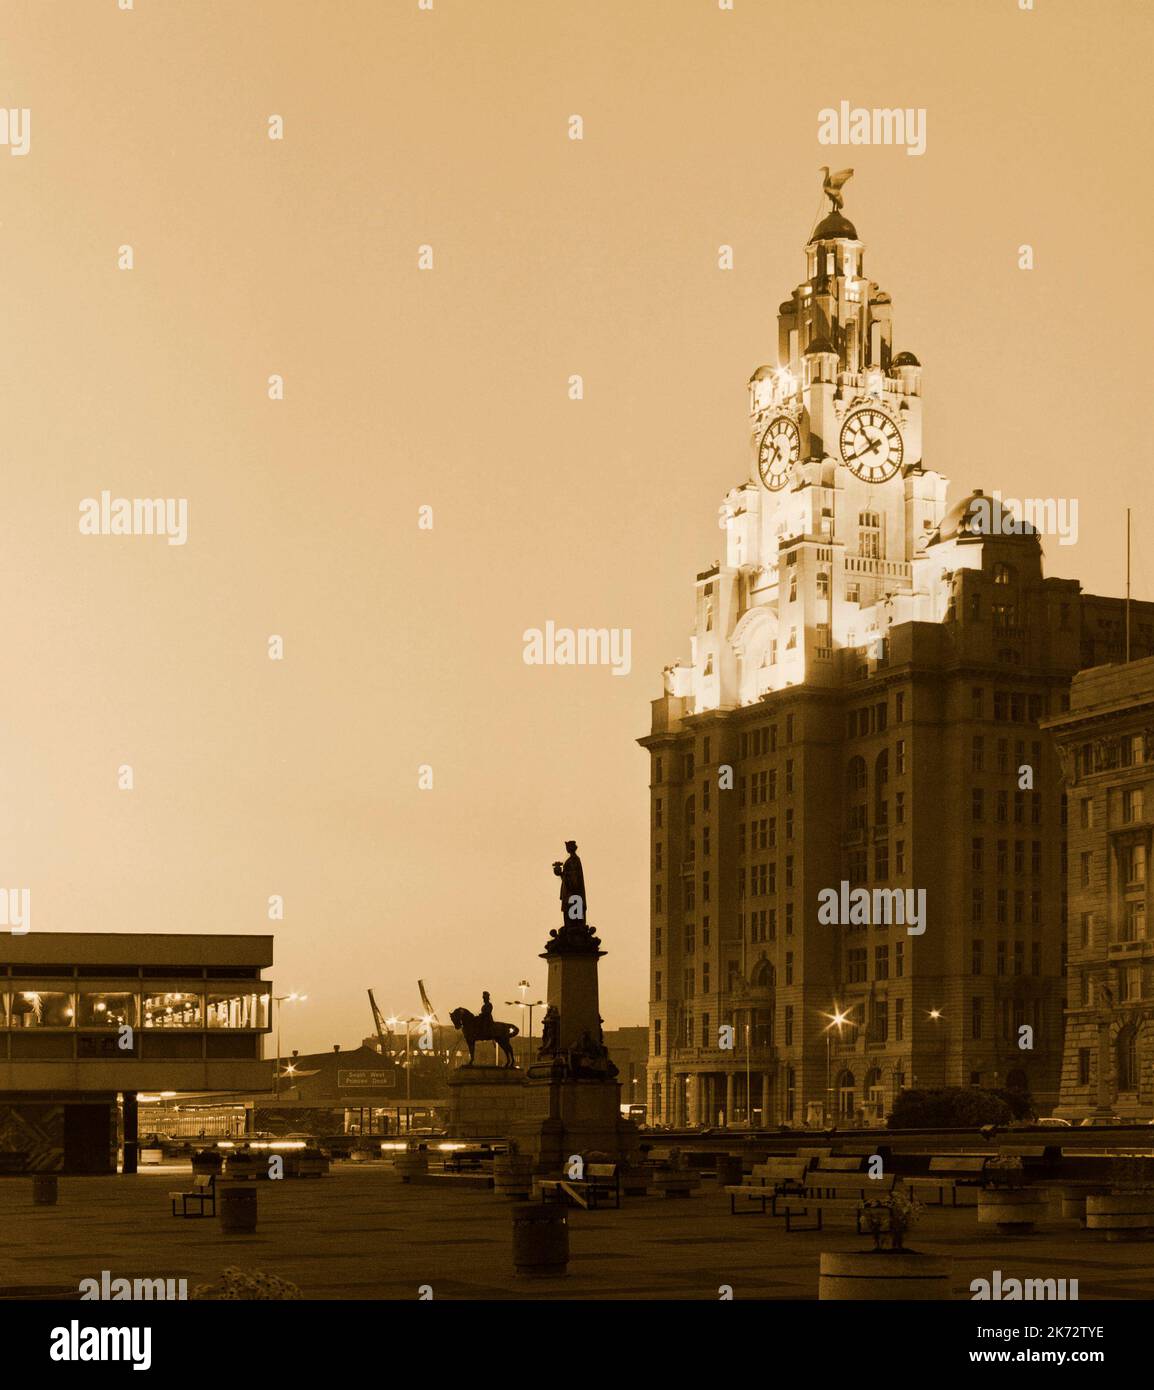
[273, 992, 308, 1097]
[506, 985, 544, 1069]
[929, 1008, 945, 1088]
[823, 1007, 849, 1126]
[387, 1016, 416, 1132]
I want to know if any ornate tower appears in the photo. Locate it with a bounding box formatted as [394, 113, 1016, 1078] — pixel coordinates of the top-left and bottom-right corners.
[675, 182, 949, 717]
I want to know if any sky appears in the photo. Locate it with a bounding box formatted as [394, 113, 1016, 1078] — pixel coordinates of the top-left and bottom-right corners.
[0, 0, 1151, 1052]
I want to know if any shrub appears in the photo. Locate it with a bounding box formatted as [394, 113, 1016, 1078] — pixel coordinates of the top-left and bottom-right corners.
[191, 1267, 303, 1301]
[888, 1087, 1011, 1130]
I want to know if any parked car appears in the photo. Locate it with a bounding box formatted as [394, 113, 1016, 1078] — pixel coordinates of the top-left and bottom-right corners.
[1078, 1114, 1123, 1127]
[1037, 1117, 1072, 1128]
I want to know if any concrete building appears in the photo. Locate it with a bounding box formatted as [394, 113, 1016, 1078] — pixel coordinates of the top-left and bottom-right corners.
[0, 933, 272, 1171]
[639, 189, 1154, 1128]
[1044, 658, 1154, 1120]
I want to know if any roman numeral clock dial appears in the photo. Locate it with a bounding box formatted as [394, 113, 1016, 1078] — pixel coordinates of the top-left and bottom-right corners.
[757, 416, 800, 491]
[840, 407, 904, 482]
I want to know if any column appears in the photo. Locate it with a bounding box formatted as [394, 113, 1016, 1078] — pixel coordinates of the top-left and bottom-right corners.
[763, 1074, 773, 1128]
[122, 1091, 138, 1175]
[725, 1072, 735, 1126]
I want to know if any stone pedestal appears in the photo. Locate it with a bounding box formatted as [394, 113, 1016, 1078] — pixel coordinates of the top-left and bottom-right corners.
[510, 922, 639, 1170]
[447, 1066, 526, 1138]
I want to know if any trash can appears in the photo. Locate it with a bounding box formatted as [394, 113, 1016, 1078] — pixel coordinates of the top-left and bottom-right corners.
[512, 1202, 568, 1277]
[218, 1182, 258, 1233]
[715, 1156, 743, 1187]
[32, 1175, 58, 1206]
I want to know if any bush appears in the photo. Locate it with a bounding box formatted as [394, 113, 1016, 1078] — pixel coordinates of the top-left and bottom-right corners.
[888, 1087, 1011, 1130]
[191, 1268, 303, 1301]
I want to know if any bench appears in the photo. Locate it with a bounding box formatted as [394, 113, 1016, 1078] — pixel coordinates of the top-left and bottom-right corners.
[169, 1173, 216, 1218]
[796, 1147, 833, 1167]
[906, 1155, 989, 1206]
[725, 1159, 808, 1215]
[780, 1173, 898, 1232]
[444, 1147, 495, 1172]
[539, 1163, 621, 1210]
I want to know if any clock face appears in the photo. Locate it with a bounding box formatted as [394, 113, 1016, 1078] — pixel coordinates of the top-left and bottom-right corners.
[757, 416, 800, 491]
[840, 407, 904, 482]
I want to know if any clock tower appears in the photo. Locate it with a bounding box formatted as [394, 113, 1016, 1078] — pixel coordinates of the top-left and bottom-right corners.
[674, 183, 949, 713]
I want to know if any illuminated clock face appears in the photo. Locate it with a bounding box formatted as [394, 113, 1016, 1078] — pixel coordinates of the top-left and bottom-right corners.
[757, 416, 800, 491]
[840, 407, 903, 482]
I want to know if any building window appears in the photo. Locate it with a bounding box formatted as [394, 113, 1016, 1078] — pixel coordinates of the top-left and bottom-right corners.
[655, 926, 663, 955]
[654, 1019, 662, 1057]
[76, 992, 136, 1029]
[847, 948, 867, 983]
[142, 993, 203, 1028]
[895, 941, 904, 978]
[972, 789, 984, 821]
[896, 840, 906, 874]
[1078, 1048, 1091, 1086]
[1118, 1025, 1139, 1091]
[972, 940, 983, 975]
[784, 1006, 794, 1046]
[971, 997, 983, 1039]
[972, 837, 984, 872]
[1123, 787, 1144, 823]
[875, 945, 890, 979]
[206, 993, 269, 1029]
[785, 952, 794, 986]
[1080, 851, 1092, 888]
[655, 797, 663, 828]
[8, 991, 74, 1029]
[895, 997, 905, 1041]
[654, 972, 662, 1002]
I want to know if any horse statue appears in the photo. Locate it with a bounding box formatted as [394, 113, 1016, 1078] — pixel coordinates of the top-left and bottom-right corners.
[449, 1006, 520, 1068]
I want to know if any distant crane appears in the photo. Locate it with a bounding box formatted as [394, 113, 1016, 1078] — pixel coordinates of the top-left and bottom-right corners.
[367, 989, 392, 1058]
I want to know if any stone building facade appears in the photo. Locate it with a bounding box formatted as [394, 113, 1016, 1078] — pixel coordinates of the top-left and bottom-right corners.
[1045, 658, 1154, 1120]
[639, 187, 1154, 1128]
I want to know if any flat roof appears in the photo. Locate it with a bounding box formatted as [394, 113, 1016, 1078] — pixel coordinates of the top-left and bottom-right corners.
[0, 933, 273, 968]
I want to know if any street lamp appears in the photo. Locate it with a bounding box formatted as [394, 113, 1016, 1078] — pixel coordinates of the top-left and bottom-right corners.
[929, 1009, 946, 1088]
[823, 1007, 850, 1126]
[386, 1015, 417, 1131]
[274, 992, 308, 1097]
[506, 987, 544, 1068]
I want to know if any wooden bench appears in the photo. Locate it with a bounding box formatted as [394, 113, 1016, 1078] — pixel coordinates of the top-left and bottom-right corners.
[169, 1173, 216, 1218]
[725, 1159, 808, 1215]
[780, 1173, 897, 1232]
[906, 1155, 989, 1206]
[538, 1162, 621, 1210]
[444, 1147, 495, 1172]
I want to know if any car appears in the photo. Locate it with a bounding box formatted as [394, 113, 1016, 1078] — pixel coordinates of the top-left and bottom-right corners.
[1078, 1114, 1123, 1127]
[1037, 1117, 1072, 1128]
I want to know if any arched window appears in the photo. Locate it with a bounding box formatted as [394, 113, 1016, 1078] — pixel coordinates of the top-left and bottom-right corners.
[865, 1066, 885, 1120]
[785, 1066, 796, 1121]
[752, 958, 775, 989]
[1117, 1025, 1139, 1092]
[847, 756, 867, 793]
[838, 1069, 856, 1118]
[994, 562, 1016, 586]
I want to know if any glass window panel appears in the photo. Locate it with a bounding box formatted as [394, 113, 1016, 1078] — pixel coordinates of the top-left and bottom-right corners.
[206, 992, 270, 1029]
[77, 992, 137, 1029]
[8, 991, 74, 1028]
[141, 992, 202, 1028]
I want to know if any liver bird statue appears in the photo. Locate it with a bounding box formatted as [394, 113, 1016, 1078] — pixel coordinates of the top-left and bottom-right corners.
[820, 166, 854, 213]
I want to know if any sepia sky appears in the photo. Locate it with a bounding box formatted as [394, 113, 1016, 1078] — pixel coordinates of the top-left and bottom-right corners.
[0, 0, 1151, 1051]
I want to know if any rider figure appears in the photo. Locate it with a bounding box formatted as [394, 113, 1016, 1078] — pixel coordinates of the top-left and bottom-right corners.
[479, 991, 494, 1038]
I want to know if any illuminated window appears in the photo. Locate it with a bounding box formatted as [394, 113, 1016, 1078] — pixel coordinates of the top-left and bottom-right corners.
[142, 992, 203, 1029]
[8, 991, 74, 1029]
[207, 992, 270, 1029]
[77, 993, 136, 1029]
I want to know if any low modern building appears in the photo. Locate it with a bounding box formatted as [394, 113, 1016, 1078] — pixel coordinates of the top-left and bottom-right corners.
[0, 933, 273, 1172]
[1045, 658, 1154, 1120]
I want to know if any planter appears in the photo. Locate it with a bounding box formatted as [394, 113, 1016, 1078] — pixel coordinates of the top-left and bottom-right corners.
[977, 1187, 1046, 1234]
[1086, 1192, 1154, 1242]
[192, 1150, 224, 1177]
[395, 1151, 429, 1183]
[284, 1150, 329, 1178]
[349, 1148, 377, 1164]
[819, 1251, 951, 1301]
[620, 1163, 653, 1197]
[218, 1182, 258, 1234]
[32, 1175, 58, 1206]
[139, 1148, 164, 1166]
[224, 1152, 265, 1181]
[715, 1156, 743, 1187]
[492, 1155, 533, 1199]
[512, 1202, 568, 1278]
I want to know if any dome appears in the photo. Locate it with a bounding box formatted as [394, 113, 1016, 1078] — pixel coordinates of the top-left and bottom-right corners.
[933, 490, 1039, 544]
[809, 211, 859, 243]
[804, 335, 837, 356]
[891, 351, 920, 368]
[748, 365, 775, 382]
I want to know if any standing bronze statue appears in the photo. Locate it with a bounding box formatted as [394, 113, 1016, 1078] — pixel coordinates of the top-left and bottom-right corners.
[553, 840, 587, 926]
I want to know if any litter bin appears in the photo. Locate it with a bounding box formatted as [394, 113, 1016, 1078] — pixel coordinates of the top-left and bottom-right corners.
[512, 1202, 568, 1277]
[32, 1175, 58, 1206]
[218, 1182, 258, 1233]
[715, 1156, 743, 1187]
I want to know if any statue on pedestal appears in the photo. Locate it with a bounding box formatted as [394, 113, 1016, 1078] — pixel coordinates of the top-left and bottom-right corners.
[449, 994, 520, 1068]
[547, 840, 601, 953]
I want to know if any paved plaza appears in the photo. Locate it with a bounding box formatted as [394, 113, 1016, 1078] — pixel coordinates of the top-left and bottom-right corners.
[1, 1165, 1150, 1301]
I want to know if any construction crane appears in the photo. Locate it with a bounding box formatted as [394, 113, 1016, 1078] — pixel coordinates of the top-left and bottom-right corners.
[367, 989, 392, 1059]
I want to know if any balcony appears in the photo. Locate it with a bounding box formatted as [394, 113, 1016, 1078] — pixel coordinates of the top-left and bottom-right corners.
[671, 1044, 777, 1066]
[1108, 937, 1152, 961]
[844, 555, 913, 582]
